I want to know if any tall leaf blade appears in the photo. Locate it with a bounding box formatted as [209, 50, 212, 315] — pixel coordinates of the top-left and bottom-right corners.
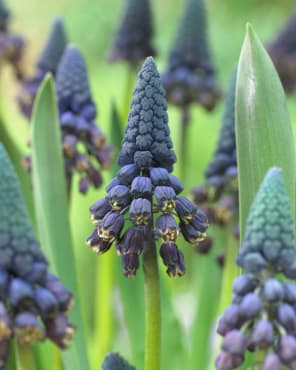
[31, 74, 90, 370]
[236, 24, 296, 236]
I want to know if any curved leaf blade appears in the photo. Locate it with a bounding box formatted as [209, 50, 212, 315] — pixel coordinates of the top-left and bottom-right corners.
[236, 24, 296, 237]
[31, 74, 90, 370]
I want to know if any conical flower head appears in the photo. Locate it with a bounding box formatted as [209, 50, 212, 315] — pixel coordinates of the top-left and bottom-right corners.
[161, 0, 220, 110]
[0, 0, 10, 32]
[0, 145, 75, 358]
[87, 57, 208, 278]
[56, 45, 92, 108]
[216, 168, 296, 369]
[102, 352, 136, 370]
[37, 17, 68, 73]
[119, 56, 176, 172]
[205, 69, 237, 180]
[108, 0, 156, 64]
[237, 167, 295, 276]
[191, 70, 238, 253]
[170, 0, 210, 70]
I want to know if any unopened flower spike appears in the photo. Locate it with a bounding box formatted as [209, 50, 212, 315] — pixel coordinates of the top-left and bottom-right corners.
[191, 69, 237, 261]
[161, 0, 221, 117]
[108, 0, 156, 64]
[0, 0, 24, 80]
[102, 352, 136, 370]
[55, 44, 113, 194]
[18, 17, 68, 118]
[267, 12, 296, 94]
[87, 56, 208, 278]
[216, 167, 296, 370]
[0, 145, 75, 366]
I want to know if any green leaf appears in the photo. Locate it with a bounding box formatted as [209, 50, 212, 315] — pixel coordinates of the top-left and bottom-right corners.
[31, 74, 90, 370]
[236, 24, 296, 237]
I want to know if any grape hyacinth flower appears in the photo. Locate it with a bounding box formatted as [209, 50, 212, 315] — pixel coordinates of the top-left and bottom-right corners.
[191, 70, 238, 261]
[18, 17, 67, 118]
[108, 0, 156, 64]
[102, 352, 136, 370]
[216, 167, 296, 370]
[87, 57, 208, 278]
[0, 0, 24, 80]
[54, 45, 112, 194]
[267, 12, 296, 94]
[161, 0, 221, 118]
[0, 145, 75, 366]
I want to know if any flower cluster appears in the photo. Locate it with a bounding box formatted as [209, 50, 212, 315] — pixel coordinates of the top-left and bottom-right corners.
[0, 145, 75, 366]
[191, 70, 238, 261]
[216, 167, 296, 370]
[0, 0, 24, 80]
[267, 12, 296, 94]
[55, 45, 112, 194]
[18, 17, 67, 118]
[161, 0, 220, 112]
[108, 0, 156, 64]
[87, 57, 208, 277]
[102, 352, 135, 370]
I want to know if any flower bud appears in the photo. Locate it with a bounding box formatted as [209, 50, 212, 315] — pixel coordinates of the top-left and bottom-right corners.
[263, 278, 284, 302]
[121, 254, 140, 278]
[117, 164, 139, 185]
[116, 227, 145, 255]
[89, 198, 111, 221]
[45, 273, 73, 312]
[278, 335, 296, 363]
[159, 242, 185, 277]
[262, 353, 281, 370]
[129, 198, 151, 225]
[222, 330, 247, 355]
[130, 176, 152, 198]
[105, 177, 120, 192]
[24, 262, 47, 285]
[251, 319, 274, 348]
[284, 283, 296, 305]
[150, 167, 169, 186]
[35, 287, 58, 318]
[239, 293, 262, 318]
[277, 304, 296, 332]
[9, 278, 34, 309]
[98, 212, 125, 242]
[155, 214, 179, 242]
[107, 185, 131, 210]
[232, 275, 255, 296]
[175, 196, 197, 222]
[15, 312, 45, 344]
[168, 175, 183, 195]
[154, 186, 176, 212]
[45, 313, 75, 349]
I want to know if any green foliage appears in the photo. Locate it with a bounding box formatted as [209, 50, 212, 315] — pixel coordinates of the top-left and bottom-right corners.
[236, 24, 296, 237]
[31, 74, 90, 370]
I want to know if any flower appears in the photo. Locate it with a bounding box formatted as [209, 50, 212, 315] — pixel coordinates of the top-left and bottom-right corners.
[267, 12, 296, 94]
[191, 69, 238, 262]
[0, 0, 24, 80]
[18, 17, 68, 118]
[0, 145, 75, 366]
[87, 57, 208, 278]
[107, 0, 156, 64]
[161, 0, 221, 112]
[216, 167, 296, 369]
[55, 45, 113, 193]
[102, 352, 135, 370]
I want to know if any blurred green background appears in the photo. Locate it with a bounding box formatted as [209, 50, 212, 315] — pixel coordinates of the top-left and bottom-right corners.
[3, 0, 296, 368]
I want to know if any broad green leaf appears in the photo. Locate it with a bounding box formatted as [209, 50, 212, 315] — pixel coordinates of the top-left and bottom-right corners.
[31, 74, 90, 370]
[236, 24, 296, 237]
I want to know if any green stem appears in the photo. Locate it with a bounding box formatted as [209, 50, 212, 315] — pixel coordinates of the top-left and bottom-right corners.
[179, 106, 190, 182]
[143, 231, 161, 370]
[92, 253, 114, 367]
[15, 342, 36, 370]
